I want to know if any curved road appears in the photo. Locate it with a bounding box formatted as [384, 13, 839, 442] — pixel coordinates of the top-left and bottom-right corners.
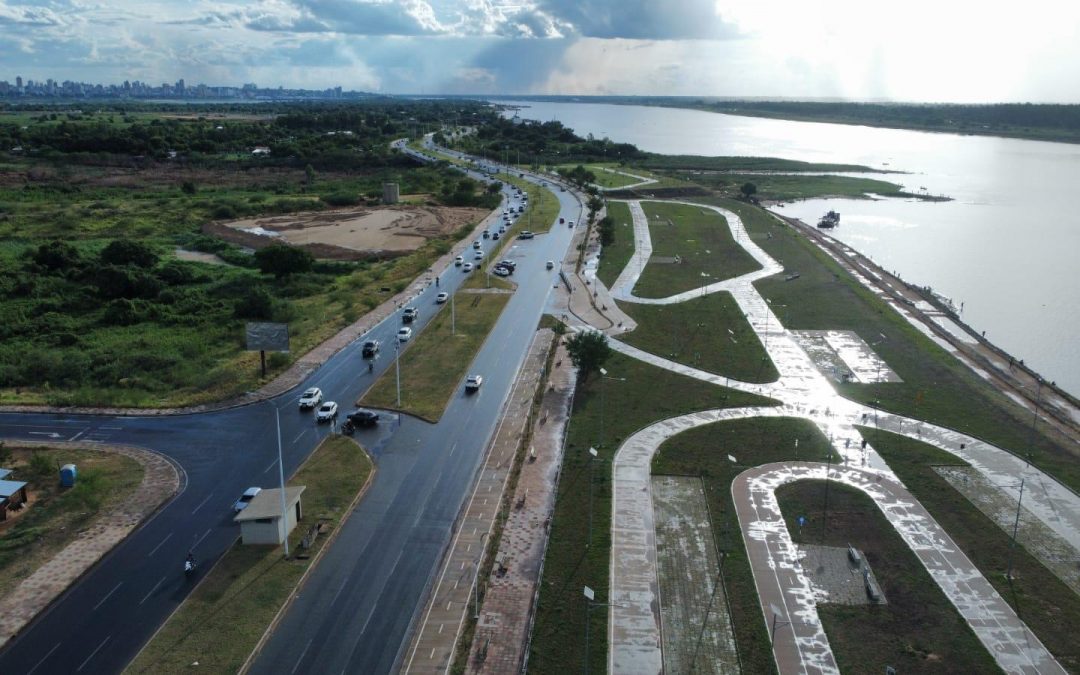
[0, 141, 582, 674]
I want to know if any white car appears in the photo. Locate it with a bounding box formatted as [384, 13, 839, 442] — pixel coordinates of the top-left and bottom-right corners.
[455, 255, 464, 266]
[463, 262, 474, 272]
[436, 292, 449, 304]
[233, 487, 262, 512]
[398, 327, 413, 342]
[474, 250, 484, 259]
[465, 375, 483, 393]
[316, 401, 338, 423]
[298, 387, 323, 410]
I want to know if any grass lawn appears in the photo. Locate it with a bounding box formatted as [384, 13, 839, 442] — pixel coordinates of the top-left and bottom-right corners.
[0, 445, 144, 598]
[640, 154, 883, 174]
[776, 481, 1002, 674]
[595, 201, 633, 288]
[649, 417, 833, 675]
[865, 428, 1080, 671]
[125, 435, 373, 675]
[634, 201, 761, 298]
[690, 172, 936, 202]
[461, 266, 514, 291]
[555, 164, 658, 189]
[617, 292, 779, 383]
[710, 197, 1080, 493]
[526, 356, 776, 675]
[359, 291, 510, 421]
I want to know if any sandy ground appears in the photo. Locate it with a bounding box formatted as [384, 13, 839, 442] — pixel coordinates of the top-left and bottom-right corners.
[217, 205, 486, 258]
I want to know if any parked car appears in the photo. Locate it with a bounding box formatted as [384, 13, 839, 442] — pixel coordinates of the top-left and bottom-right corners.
[316, 401, 339, 423]
[436, 292, 449, 304]
[402, 307, 419, 323]
[465, 375, 483, 393]
[463, 262, 474, 272]
[455, 255, 464, 266]
[298, 387, 323, 410]
[518, 231, 534, 239]
[347, 409, 380, 427]
[398, 327, 413, 342]
[361, 340, 380, 358]
[233, 487, 262, 512]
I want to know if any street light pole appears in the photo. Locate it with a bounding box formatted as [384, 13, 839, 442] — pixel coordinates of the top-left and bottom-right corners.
[395, 340, 402, 407]
[821, 450, 833, 544]
[599, 367, 607, 449]
[1006, 478, 1026, 580]
[275, 407, 289, 557]
[451, 288, 456, 335]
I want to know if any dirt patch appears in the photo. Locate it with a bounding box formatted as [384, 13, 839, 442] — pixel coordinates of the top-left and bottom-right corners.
[207, 204, 486, 260]
[174, 248, 229, 266]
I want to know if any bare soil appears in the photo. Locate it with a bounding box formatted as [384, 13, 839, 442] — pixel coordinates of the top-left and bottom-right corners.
[209, 204, 486, 260]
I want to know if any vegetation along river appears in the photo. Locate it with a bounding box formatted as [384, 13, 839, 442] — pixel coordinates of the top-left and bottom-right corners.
[506, 100, 1080, 397]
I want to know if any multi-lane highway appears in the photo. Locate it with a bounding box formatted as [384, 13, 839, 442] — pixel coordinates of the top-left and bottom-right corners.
[0, 140, 582, 674]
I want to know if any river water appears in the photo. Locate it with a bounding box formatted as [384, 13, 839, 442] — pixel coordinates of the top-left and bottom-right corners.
[504, 100, 1080, 396]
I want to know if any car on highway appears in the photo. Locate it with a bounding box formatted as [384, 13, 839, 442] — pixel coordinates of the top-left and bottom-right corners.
[362, 340, 380, 358]
[498, 259, 517, 272]
[397, 326, 413, 342]
[233, 487, 262, 512]
[402, 307, 419, 323]
[518, 231, 534, 239]
[559, 217, 565, 224]
[482, 230, 490, 239]
[465, 375, 483, 393]
[492, 232, 500, 240]
[455, 255, 464, 266]
[546, 260, 555, 270]
[568, 220, 575, 226]
[347, 409, 380, 427]
[436, 292, 449, 303]
[474, 250, 484, 259]
[463, 262, 473, 272]
[493, 265, 511, 277]
[473, 240, 482, 249]
[316, 401, 339, 423]
[298, 387, 323, 410]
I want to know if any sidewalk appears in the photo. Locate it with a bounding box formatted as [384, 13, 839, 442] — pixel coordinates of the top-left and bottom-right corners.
[403, 329, 555, 674]
[0, 442, 179, 647]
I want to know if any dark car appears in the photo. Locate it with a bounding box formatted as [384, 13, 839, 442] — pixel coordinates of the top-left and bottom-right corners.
[362, 340, 380, 358]
[498, 259, 517, 271]
[347, 409, 380, 427]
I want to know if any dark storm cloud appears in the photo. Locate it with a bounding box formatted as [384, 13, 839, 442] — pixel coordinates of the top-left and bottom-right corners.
[463, 36, 574, 91]
[537, 0, 741, 40]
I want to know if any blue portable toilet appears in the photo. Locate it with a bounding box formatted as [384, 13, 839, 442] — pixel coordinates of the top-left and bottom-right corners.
[60, 464, 77, 488]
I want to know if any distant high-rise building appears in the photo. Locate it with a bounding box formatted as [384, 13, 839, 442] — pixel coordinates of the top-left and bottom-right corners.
[176, 78, 185, 93]
[15, 76, 22, 89]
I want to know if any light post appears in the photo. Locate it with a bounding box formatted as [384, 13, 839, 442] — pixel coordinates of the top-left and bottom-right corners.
[473, 531, 491, 619]
[586, 447, 610, 550]
[1025, 377, 1043, 467]
[597, 367, 626, 450]
[582, 586, 622, 675]
[395, 339, 402, 407]
[821, 449, 833, 544]
[275, 407, 289, 557]
[451, 290, 456, 335]
[1006, 478, 1026, 581]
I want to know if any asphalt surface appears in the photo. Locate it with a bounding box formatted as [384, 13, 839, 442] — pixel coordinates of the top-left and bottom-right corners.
[0, 140, 582, 674]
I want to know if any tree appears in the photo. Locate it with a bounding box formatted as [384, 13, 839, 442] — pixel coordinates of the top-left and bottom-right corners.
[101, 240, 159, 268]
[254, 244, 313, 278]
[32, 240, 82, 272]
[740, 182, 757, 200]
[565, 330, 611, 381]
[598, 215, 615, 246]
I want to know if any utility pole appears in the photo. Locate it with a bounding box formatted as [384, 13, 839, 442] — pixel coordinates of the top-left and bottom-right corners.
[1006, 478, 1026, 580]
[275, 408, 289, 557]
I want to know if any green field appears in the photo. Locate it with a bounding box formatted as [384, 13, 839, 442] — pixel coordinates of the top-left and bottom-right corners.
[595, 200, 634, 288]
[634, 201, 761, 298]
[618, 292, 779, 383]
[527, 357, 776, 675]
[125, 435, 373, 674]
[360, 290, 509, 421]
[689, 171, 944, 202]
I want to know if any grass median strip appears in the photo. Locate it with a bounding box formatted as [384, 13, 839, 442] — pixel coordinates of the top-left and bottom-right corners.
[359, 291, 510, 421]
[595, 200, 633, 288]
[125, 435, 373, 675]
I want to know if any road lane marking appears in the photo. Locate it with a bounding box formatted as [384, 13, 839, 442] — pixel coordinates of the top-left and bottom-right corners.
[148, 532, 172, 557]
[93, 582, 123, 611]
[27, 641, 60, 675]
[361, 603, 379, 634]
[331, 578, 349, 606]
[77, 635, 111, 672]
[449, 442, 458, 457]
[193, 528, 212, 549]
[68, 428, 89, 442]
[190, 492, 214, 515]
[263, 458, 279, 474]
[291, 638, 313, 674]
[292, 429, 308, 445]
[140, 576, 167, 605]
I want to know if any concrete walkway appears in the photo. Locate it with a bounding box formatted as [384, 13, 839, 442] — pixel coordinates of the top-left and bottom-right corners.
[0, 442, 179, 647]
[594, 168, 658, 192]
[590, 199, 1078, 673]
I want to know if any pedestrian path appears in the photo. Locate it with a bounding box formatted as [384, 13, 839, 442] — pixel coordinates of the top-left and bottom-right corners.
[592, 198, 1078, 673]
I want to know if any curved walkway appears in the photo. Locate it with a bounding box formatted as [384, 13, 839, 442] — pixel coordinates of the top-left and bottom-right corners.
[596, 200, 1075, 673]
[594, 168, 658, 192]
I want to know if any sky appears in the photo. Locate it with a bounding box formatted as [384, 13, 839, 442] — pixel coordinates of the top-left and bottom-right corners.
[3, 0, 1080, 102]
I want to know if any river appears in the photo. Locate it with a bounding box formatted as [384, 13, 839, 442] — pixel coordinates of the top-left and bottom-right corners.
[503, 100, 1080, 396]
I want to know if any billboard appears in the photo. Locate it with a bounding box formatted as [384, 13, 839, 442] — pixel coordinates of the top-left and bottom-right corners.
[245, 322, 290, 353]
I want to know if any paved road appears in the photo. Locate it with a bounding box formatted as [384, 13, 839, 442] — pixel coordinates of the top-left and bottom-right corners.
[0, 142, 582, 674]
[249, 142, 583, 674]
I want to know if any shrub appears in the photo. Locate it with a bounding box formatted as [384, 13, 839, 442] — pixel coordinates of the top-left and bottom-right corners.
[320, 192, 360, 207]
[234, 287, 276, 320]
[254, 244, 313, 278]
[212, 204, 236, 219]
[101, 240, 160, 268]
[181, 181, 197, 195]
[29, 452, 54, 478]
[157, 260, 197, 285]
[32, 240, 82, 272]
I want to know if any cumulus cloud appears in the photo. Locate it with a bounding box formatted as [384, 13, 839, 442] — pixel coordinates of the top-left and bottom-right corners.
[536, 0, 741, 40]
[0, 4, 67, 27]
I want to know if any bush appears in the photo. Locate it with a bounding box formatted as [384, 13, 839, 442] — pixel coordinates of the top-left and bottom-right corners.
[32, 240, 82, 272]
[29, 452, 54, 478]
[320, 192, 360, 207]
[181, 181, 197, 195]
[212, 204, 236, 219]
[102, 298, 141, 326]
[101, 240, 159, 268]
[157, 260, 198, 285]
[93, 266, 162, 300]
[234, 287, 276, 320]
[254, 244, 313, 278]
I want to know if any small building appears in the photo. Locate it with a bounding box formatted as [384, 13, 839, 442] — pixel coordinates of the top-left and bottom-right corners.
[382, 182, 400, 204]
[0, 479, 29, 521]
[233, 486, 306, 545]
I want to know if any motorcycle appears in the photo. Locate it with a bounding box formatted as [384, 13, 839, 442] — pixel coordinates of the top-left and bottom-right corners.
[184, 556, 197, 578]
[341, 420, 355, 436]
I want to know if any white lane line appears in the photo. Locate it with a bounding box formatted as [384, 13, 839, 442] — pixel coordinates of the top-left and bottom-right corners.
[190, 492, 214, 515]
[360, 602, 379, 634]
[291, 638, 313, 674]
[140, 576, 167, 605]
[27, 641, 61, 675]
[77, 635, 111, 672]
[449, 442, 458, 457]
[193, 528, 212, 549]
[68, 428, 89, 442]
[292, 429, 308, 445]
[263, 457, 279, 474]
[331, 578, 349, 606]
[147, 532, 172, 557]
[93, 582, 123, 611]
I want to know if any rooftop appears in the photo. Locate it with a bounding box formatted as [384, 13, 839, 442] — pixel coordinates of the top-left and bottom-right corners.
[233, 486, 306, 522]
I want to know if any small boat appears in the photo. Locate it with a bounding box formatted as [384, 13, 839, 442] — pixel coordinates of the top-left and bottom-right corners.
[817, 210, 840, 229]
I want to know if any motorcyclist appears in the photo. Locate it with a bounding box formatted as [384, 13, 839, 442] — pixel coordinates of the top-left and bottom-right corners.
[185, 552, 196, 574]
[368, 360, 374, 373]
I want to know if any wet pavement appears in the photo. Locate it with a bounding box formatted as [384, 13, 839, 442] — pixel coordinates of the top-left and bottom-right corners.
[574, 200, 1079, 674]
